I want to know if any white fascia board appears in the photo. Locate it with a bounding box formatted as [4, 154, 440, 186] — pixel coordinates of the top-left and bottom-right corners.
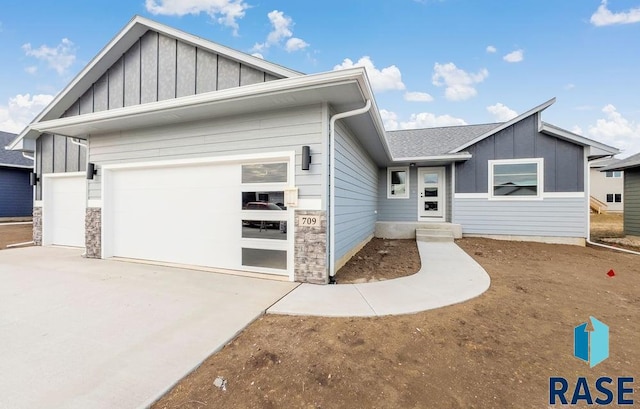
[449, 97, 556, 153]
[391, 153, 472, 162]
[0, 163, 33, 169]
[540, 122, 620, 155]
[32, 68, 370, 134]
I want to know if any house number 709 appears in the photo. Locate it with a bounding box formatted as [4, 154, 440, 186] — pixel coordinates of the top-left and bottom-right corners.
[298, 216, 320, 227]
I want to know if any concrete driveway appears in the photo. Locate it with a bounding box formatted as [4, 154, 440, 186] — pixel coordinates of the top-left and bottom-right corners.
[0, 247, 297, 409]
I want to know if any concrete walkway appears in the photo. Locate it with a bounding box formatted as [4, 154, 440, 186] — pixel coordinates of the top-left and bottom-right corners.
[0, 247, 297, 409]
[268, 241, 490, 317]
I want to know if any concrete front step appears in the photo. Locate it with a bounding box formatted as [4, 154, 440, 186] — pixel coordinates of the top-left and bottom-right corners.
[416, 228, 454, 242]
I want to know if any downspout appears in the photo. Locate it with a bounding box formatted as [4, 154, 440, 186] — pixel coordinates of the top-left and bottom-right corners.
[328, 100, 372, 282]
[585, 154, 640, 256]
[22, 152, 34, 161]
[69, 138, 87, 148]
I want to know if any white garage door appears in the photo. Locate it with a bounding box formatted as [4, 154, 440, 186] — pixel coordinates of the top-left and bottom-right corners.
[103, 160, 291, 276]
[42, 173, 86, 247]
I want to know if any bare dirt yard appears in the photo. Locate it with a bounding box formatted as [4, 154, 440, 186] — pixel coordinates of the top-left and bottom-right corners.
[0, 223, 32, 249]
[591, 213, 640, 250]
[153, 238, 640, 409]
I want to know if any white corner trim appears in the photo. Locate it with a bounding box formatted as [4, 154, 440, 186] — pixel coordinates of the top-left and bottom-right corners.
[454, 193, 489, 199]
[543, 192, 585, 198]
[87, 199, 103, 208]
[297, 198, 322, 210]
[34, 200, 43, 208]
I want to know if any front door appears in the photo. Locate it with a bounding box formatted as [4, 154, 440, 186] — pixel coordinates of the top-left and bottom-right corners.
[418, 167, 445, 220]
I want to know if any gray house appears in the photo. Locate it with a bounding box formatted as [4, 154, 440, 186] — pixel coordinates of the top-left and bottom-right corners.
[0, 131, 33, 218]
[7, 16, 619, 284]
[601, 152, 640, 237]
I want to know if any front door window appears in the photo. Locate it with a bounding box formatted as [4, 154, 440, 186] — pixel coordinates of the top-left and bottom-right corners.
[418, 167, 445, 219]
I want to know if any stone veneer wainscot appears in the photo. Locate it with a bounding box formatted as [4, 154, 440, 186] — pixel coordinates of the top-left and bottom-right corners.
[294, 210, 327, 284]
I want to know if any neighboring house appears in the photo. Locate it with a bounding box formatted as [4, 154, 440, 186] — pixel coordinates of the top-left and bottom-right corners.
[589, 157, 623, 213]
[601, 152, 640, 237]
[0, 131, 33, 218]
[7, 16, 619, 284]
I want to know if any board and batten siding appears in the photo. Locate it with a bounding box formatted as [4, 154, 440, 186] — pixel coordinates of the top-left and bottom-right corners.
[0, 168, 32, 217]
[453, 197, 587, 237]
[34, 134, 86, 200]
[88, 105, 324, 202]
[455, 114, 584, 193]
[61, 31, 282, 119]
[377, 165, 452, 222]
[333, 121, 378, 265]
[624, 168, 640, 236]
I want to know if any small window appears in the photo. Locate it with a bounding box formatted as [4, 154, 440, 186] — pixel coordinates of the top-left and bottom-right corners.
[242, 191, 285, 209]
[615, 193, 622, 203]
[242, 163, 287, 183]
[489, 159, 543, 199]
[606, 194, 614, 203]
[387, 167, 409, 199]
[242, 248, 287, 270]
[605, 171, 622, 178]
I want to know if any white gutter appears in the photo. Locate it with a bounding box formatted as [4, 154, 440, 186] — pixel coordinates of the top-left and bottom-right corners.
[585, 154, 640, 256]
[70, 138, 87, 148]
[328, 100, 372, 280]
[22, 152, 34, 161]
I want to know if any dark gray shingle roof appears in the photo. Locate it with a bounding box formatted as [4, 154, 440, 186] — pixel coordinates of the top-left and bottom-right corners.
[601, 152, 640, 171]
[0, 132, 34, 168]
[385, 123, 503, 159]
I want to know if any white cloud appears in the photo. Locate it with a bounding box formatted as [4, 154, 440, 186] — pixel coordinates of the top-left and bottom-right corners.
[380, 109, 467, 130]
[486, 103, 518, 121]
[404, 91, 434, 102]
[25, 66, 38, 75]
[146, 0, 248, 34]
[431, 62, 488, 101]
[379, 109, 399, 130]
[486, 45, 497, 53]
[0, 93, 54, 133]
[334, 56, 405, 92]
[251, 52, 264, 59]
[571, 125, 583, 135]
[591, 0, 640, 26]
[503, 49, 524, 63]
[252, 10, 309, 53]
[588, 104, 640, 153]
[564, 83, 576, 90]
[22, 38, 76, 75]
[285, 37, 309, 52]
[401, 112, 467, 129]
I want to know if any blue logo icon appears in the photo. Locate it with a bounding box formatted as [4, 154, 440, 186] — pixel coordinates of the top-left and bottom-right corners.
[574, 316, 609, 368]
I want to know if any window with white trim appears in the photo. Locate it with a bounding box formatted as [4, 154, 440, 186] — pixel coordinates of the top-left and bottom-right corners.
[387, 167, 409, 199]
[489, 158, 543, 199]
[605, 171, 622, 178]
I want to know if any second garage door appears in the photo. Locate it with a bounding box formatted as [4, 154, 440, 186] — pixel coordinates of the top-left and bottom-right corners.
[102, 160, 291, 277]
[42, 173, 86, 247]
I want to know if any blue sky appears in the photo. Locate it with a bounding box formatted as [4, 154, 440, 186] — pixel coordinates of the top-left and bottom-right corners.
[1, 0, 639, 156]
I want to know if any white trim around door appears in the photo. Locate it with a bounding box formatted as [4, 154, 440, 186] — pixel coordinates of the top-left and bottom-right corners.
[417, 167, 446, 222]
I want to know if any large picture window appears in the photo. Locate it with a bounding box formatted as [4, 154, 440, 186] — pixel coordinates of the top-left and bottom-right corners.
[489, 158, 543, 199]
[387, 167, 409, 199]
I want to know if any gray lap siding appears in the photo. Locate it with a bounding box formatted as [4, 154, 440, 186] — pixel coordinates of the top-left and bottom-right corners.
[333, 122, 378, 264]
[624, 169, 640, 236]
[88, 105, 325, 203]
